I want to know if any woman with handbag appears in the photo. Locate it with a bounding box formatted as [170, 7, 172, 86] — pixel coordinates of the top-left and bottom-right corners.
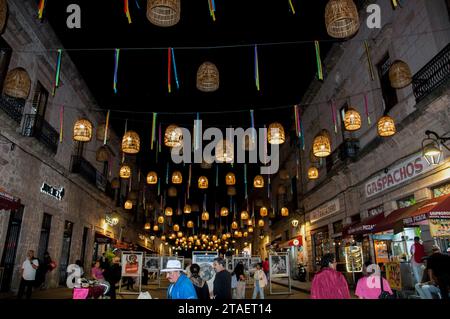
[355, 261, 394, 299]
[232, 262, 246, 299]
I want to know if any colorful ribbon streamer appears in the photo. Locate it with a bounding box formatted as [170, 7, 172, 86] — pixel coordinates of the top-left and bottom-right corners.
[168, 48, 172, 93]
[166, 163, 169, 185]
[188, 164, 192, 199]
[299, 110, 305, 150]
[158, 123, 162, 152]
[151, 113, 157, 150]
[288, 0, 296, 14]
[250, 109, 255, 142]
[208, 0, 216, 21]
[364, 41, 375, 81]
[59, 105, 64, 143]
[113, 49, 120, 94]
[244, 164, 248, 199]
[330, 100, 337, 134]
[38, 0, 46, 20]
[124, 0, 132, 24]
[315, 41, 323, 81]
[52, 49, 62, 96]
[122, 119, 127, 163]
[104, 110, 110, 145]
[364, 94, 372, 126]
[392, 0, 398, 9]
[216, 165, 219, 187]
[254, 45, 260, 91]
[135, 0, 141, 10]
[171, 48, 180, 90]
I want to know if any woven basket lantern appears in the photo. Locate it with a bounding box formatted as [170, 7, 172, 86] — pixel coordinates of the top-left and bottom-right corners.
[201, 211, 210, 221]
[281, 207, 289, 217]
[268, 122, 285, 144]
[220, 207, 229, 217]
[96, 123, 110, 142]
[258, 219, 265, 227]
[325, 0, 360, 39]
[146, 171, 158, 184]
[124, 200, 133, 210]
[313, 130, 331, 157]
[343, 108, 362, 131]
[225, 172, 236, 186]
[157, 216, 165, 224]
[308, 167, 319, 180]
[111, 178, 120, 189]
[147, 0, 180, 27]
[377, 116, 396, 137]
[144, 223, 151, 230]
[197, 62, 219, 92]
[216, 139, 234, 163]
[3, 68, 31, 99]
[172, 171, 182, 184]
[73, 119, 93, 142]
[168, 186, 177, 197]
[231, 221, 238, 230]
[164, 124, 183, 148]
[165, 207, 173, 216]
[122, 130, 140, 154]
[120, 165, 131, 179]
[173, 224, 180, 232]
[253, 175, 264, 188]
[227, 186, 236, 196]
[260, 206, 268, 217]
[0, 0, 7, 34]
[198, 176, 208, 189]
[96, 146, 109, 162]
[389, 60, 412, 89]
[187, 220, 194, 228]
[184, 205, 192, 214]
[177, 231, 183, 238]
[240, 211, 249, 220]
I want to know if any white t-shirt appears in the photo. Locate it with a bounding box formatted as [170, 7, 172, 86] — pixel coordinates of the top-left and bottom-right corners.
[22, 259, 39, 280]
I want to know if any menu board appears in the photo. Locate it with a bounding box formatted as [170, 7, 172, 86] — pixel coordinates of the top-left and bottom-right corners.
[344, 245, 363, 273]
[374, 241, 390, 264]
[385, 262, 402, 290]
[429, 219, 450, 237]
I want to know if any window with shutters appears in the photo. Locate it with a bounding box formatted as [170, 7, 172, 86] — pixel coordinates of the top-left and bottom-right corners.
[377, 53, 398, 113]
[31, 81, 49, 119]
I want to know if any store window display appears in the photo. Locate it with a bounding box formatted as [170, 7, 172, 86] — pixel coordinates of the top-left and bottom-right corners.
[312, 230, 331, 268]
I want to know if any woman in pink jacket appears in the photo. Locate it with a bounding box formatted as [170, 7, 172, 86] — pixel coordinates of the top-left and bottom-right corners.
[311, 253, 350, 299]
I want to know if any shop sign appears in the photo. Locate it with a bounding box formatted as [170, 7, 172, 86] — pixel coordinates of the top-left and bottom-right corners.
[309, 198, 340, 223]
[386, 262, 402, 290]
[403, 211, 450, 225]
[365, 153, 433, 198]
[368, 205, 384, 217]
[40, 182, 65, 201]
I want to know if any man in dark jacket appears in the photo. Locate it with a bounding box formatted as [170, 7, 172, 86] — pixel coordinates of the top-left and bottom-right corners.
[104, 256, 122, 299]
[212, 257, 231, 299]
[427, 245, 450, 299]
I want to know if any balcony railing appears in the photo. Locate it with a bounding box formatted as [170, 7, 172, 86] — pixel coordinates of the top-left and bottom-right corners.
[0, 95, 25, 123]
[21, 114, 59, 154]
[326, 139, 359, 173]
[412, 43, 450, 102]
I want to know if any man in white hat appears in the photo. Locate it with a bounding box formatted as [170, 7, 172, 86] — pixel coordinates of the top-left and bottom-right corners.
[160, 260, 197, 299]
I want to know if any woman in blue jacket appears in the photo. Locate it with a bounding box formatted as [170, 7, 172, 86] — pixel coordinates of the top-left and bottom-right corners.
[161, 260, 197, 299]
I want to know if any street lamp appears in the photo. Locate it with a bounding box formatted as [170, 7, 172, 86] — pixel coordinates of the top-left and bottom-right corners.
[422, 130, 450, 165]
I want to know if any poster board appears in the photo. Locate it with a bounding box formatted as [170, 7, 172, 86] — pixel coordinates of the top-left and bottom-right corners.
[226, 257, 233, 272]
[118, 251, 143, 295]
[249, 256, 262, 273]
[344, 245, 363, 273]
[374, 240, 390, 264]
[232, 256, 250, 274]
[192, 251, 218, 294]
[385, 262, 402, 290]
[268, 253, 291, 295]
[144, 256, 160, 272]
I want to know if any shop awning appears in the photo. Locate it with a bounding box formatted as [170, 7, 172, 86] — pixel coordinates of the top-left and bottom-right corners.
[0, 189, 21, 211]
[403, 194, 450, 226]
[278, 235, 303, 249]
[342, 213, 386, 237]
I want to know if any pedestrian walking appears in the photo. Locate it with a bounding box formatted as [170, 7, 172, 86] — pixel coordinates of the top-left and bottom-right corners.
[189, 263, 210, 299]
[212, 257, 232, 299]
[262, 258, 270, 281]
[311, 253, 350, 299]
[355, 261, 393, 299]
[161, 260, 197, 299]
[17, 250, 39, 299]
[252, 263, 267, 299]
[410, 236, 425, 284]
[231, 262, 246, 299]
[104, 256, 122, 299]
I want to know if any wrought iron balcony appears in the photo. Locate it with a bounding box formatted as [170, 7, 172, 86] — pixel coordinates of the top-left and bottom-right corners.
[71, 155, 114, 198]
[21, 114, 59, 154]
[0, 95, 25, 123]
[326, 139, 359, 173]
[413, 43, 450, 102]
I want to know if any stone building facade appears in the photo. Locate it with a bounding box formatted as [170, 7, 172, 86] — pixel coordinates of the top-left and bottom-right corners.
[258, 0, 450, 279]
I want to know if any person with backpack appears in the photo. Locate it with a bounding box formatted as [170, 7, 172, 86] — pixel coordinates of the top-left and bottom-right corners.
[410, 236, 425, 284]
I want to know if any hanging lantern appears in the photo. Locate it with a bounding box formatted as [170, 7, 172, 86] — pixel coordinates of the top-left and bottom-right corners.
[212, 235, 218, 242]
[201, 211, 210, 221]
[177, 231, 183, 238]
[325, 0, 360, 39]
[197, 62, 219, 92]
[96, 146, 109, 162]
[120, 165, 131, 179]
[222, 234, 227, 241]
[281, 207, 289, 217]
[164, 125, 183, 148]
[96, 123, 110, 142]
[227, 186, 236, 196]
[3, 67, 31, 99]
[343, 108, 362, 131]
[258, 219, 265, 227]
[153, 225, 159, 232]
[226, 233, 231, 238]
[220, 207, 229, 217]
[157, 216, 165, 224]
[248, 226, 254, 233]
[198, 176, 209, 189]
[243, 135, 256, 151]
[377, 116, 396, 137]
[144, 223, 151, 230]
[165, 207, 173, 216]
[147, 0, 180, 27]
[308, 167, 319, 180]
[254, 175, 264, 188]
[173, 224, 180, 232]
[313, 130, 331, 157]
[146, 171, 158, 184]
[216, 139, 234, 163]
[225, 172, 236, 186]
[231, 221, 238, 230]
[111, 178, 120, 189]
[247, 218, 253, 226]
[277, 185, 287, 195]
[234, 230, 239, 237]
[241, 211, 249, 220]
[122, 131, 140, 154]
[187, 220, 194, 228]
[73, 119, 93, 142]
[161, 235, 166, 241]
[168, 187, 177, 197]
[184, 205, 192, 214]
[172, 171, 183, 184]
[124, 200, 133, 210]
[268, 122, 285, 144]
[243, 232, 248, 238]
[260, 207, 268, 217]
[389, 60, 412, 89]
[237, 231, 243, 238]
